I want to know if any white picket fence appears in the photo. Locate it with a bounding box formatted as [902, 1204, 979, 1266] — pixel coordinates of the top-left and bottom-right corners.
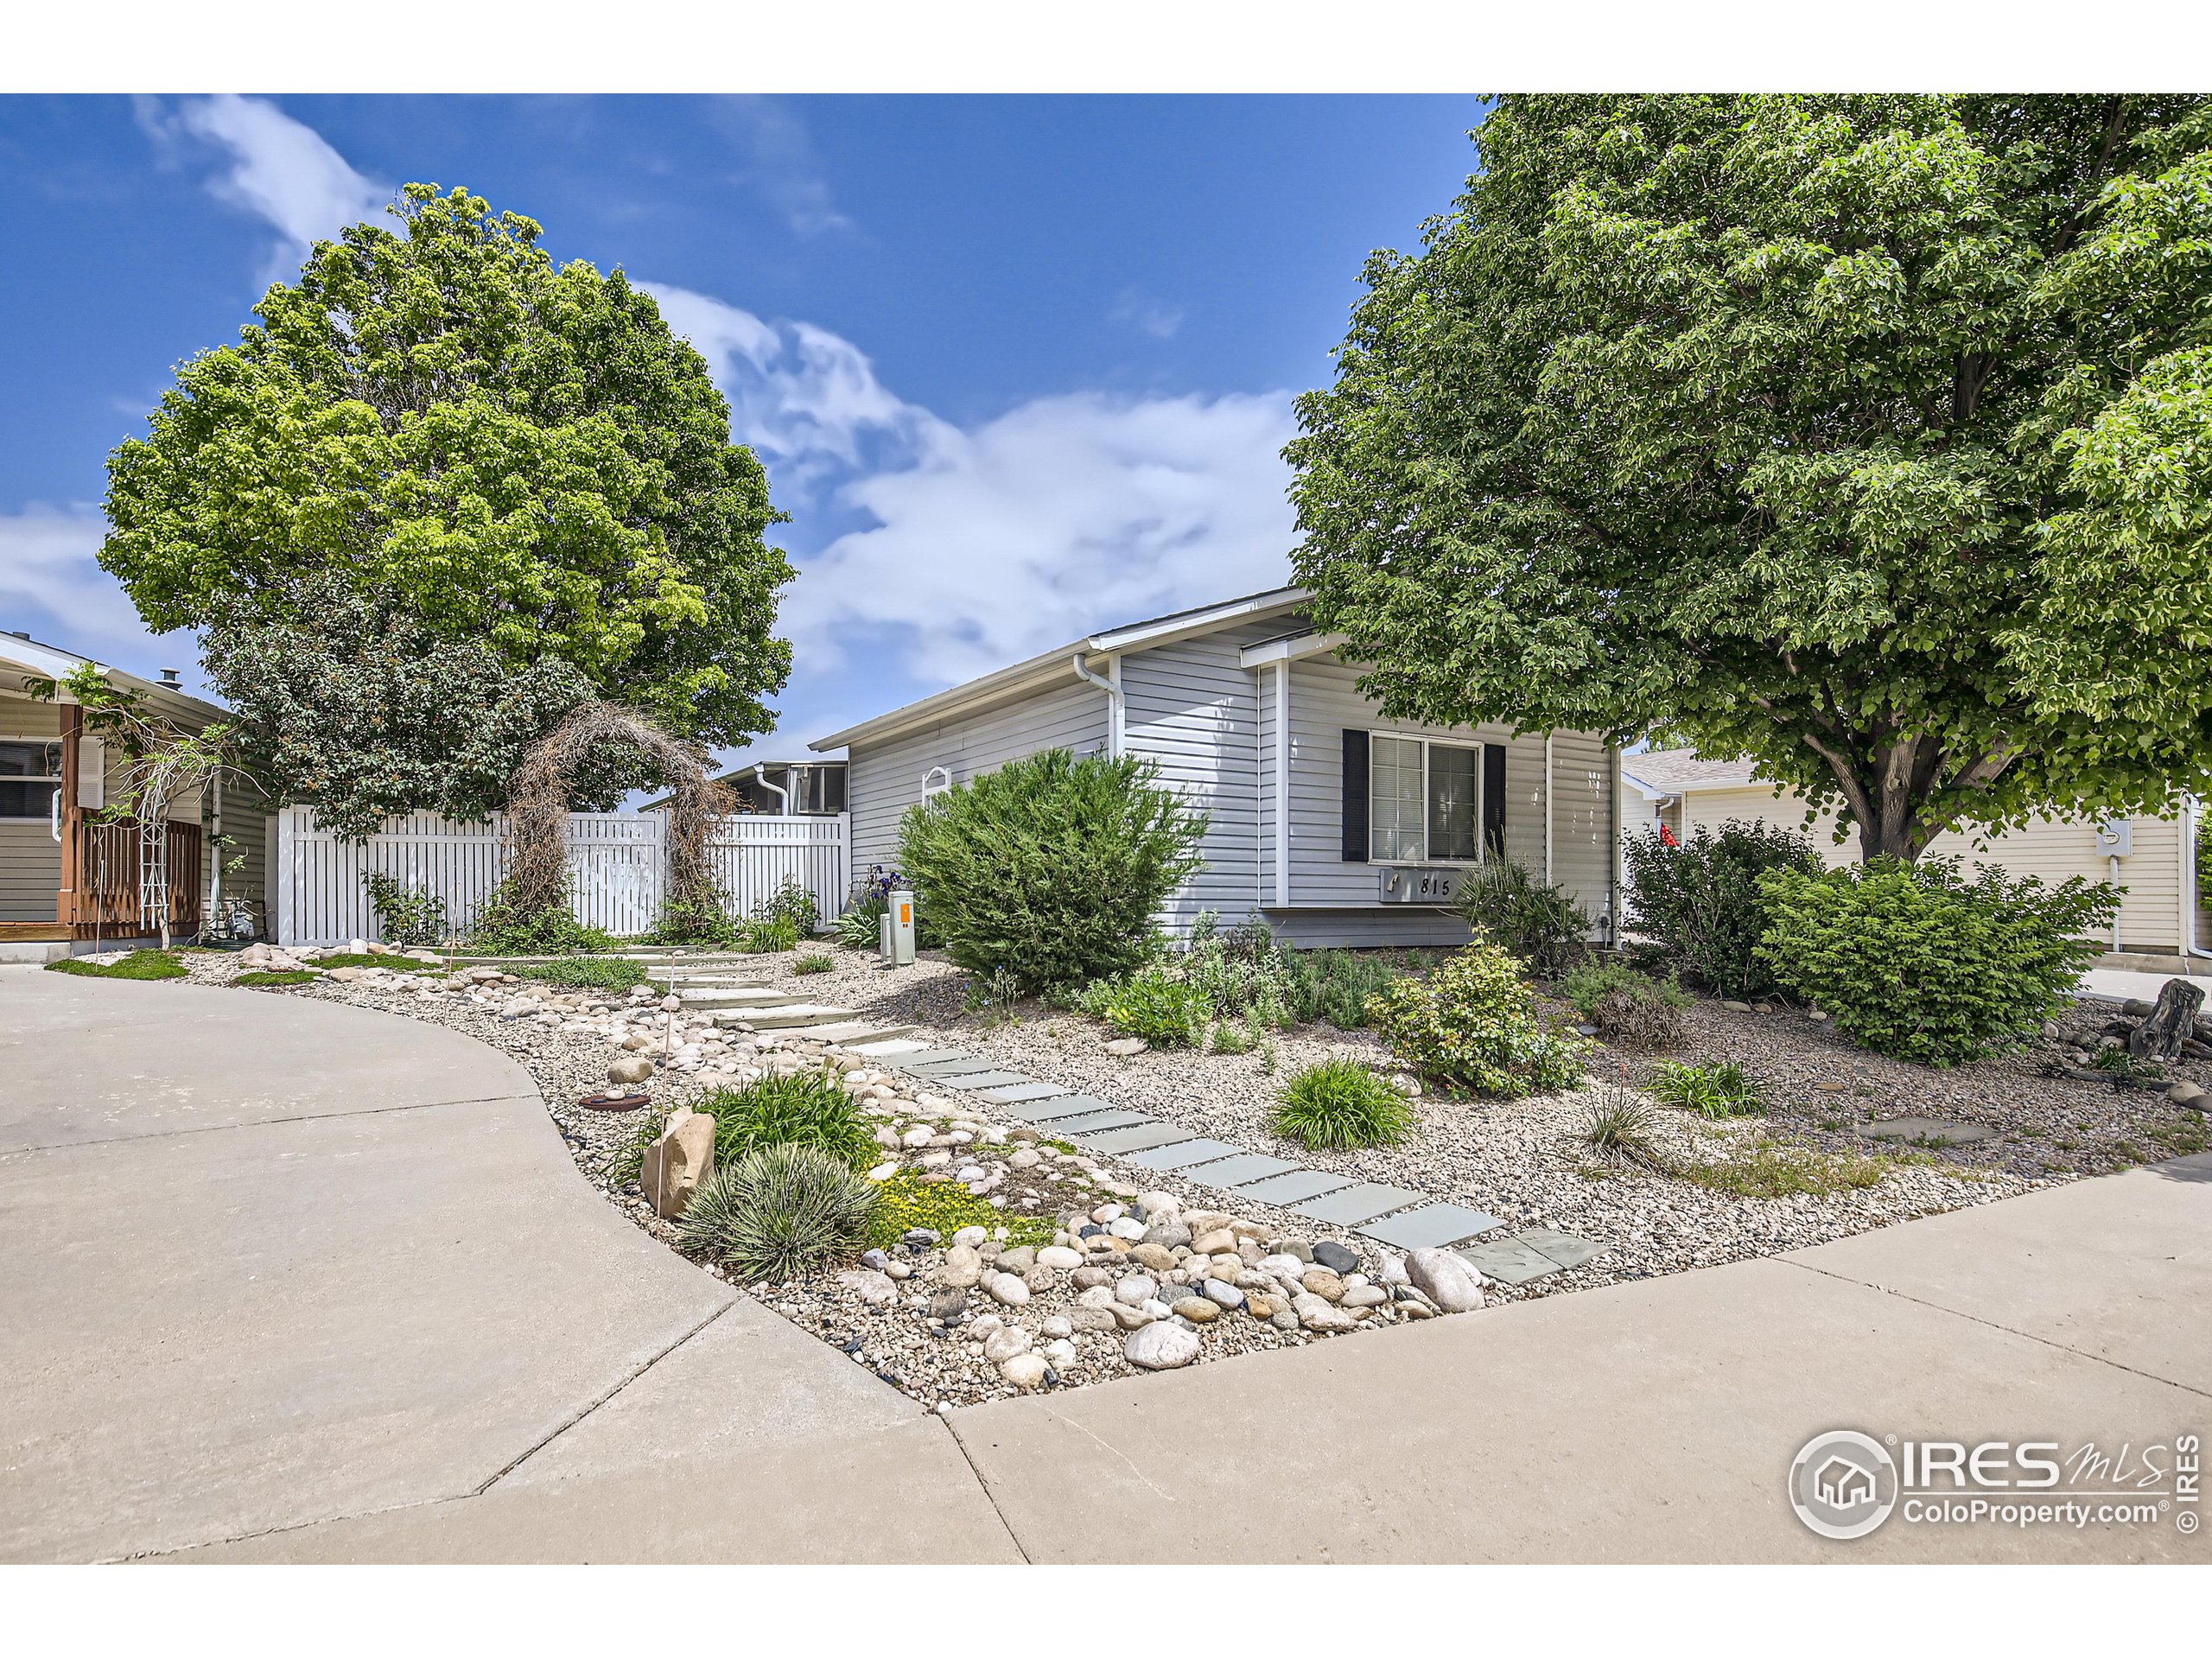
[273, 807, 850, 947]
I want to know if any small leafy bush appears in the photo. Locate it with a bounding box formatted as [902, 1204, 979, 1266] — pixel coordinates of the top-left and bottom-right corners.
[1279, 947, 1416, 1029]
[1649, 1059, 1767, 1118]
[467, 880, 619, 955]
[47, 950, 187, 981]
[1756, 857, 2117, 1066]
[695, 1068, 880, 1172]
[1624, 821, 1821, 1000]
[520, 957, 652, 992]
[1273, 1058, 1416, 1148]
[1365, 938, 1588, 1096]
[1084, 966, 1210, 1047]
[361, 872, 448, 948]
[792, 953, 834, 976]
[897, 748, 1205, 995]
[758, 876, 819, 936]
[677, 1144, 880, 1280]
[1457, 860, 1591, 978]
[737, 915, 801, 954]
[641, 894, 741, 947]
[834, 898, 885, 950]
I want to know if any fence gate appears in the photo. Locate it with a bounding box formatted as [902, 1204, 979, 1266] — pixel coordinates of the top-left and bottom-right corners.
[274, 808, 850, 947]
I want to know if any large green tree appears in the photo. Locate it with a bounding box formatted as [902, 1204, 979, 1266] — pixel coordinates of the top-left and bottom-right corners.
[1289, 96, 2212, 861]
[102, 182, 793, 806]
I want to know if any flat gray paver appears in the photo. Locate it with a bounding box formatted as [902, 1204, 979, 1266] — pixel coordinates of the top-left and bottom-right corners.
[892, 1047, 978, 1067]
[1357, 1202, 1507, 1251]
[1122, 1138, 1249, 1172]
[1066, 1122, 1190, 1154]
[980, 1082, 1069, 1104]
[1042, 1109, 1155, 1136]
[1190, 1154, 1304, 1190]
[942, 1070, 1032, 1090]
[1014, 1094, 1122, 1123]
[1231, 1169, 1357, 1206]
[1289, 1182, 1432, 1227]
[1864, 1116, 1997, 1146]
[904, 1058, 1001, 1078]
[1519, 1227, 1606, 1271]
[1457, 1236, 1564, 1287]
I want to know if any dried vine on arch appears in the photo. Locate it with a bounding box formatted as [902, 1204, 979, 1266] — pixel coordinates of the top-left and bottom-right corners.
[505, 702, 734, 926]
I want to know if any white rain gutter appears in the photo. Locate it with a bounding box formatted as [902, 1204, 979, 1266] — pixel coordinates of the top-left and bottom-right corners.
[752, 765, 791, 816]
[1071, 652, 1124, 760]
[2186, 795, 2212, 963]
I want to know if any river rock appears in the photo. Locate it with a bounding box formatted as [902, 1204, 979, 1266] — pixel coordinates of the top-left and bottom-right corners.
[1129, 1243, 1176, 1273]
[1070, 1306, 1118, 1332]
[983, 1325, 1032, 1363]
[1104, 1037, 1149, 1058]
[1200, 1277, 1245, 1309]
[1037, 1245, 1084, 1271]
[1294, 1293, 1356, 1333]
[607, 1053, 656, 1086]
[1001, 1354, 1049, 1389]
[1172, 1297, 1219, 1324]
[1312, 1239, 1361, 1274]
[926, 1287, 968, 1322]
[941, 1245, 984, 1288]
[1341, 1285, 1389, 1308]
[1114, 1274, 1157, 1306]
[1124, 1321, 1200, 1370]
[1407, 1247, 1486, 1313]
[1300, 1268, 1346, 1303]
[837, 1268, 899, 1306]
[987, 1272, 1031, 1306]
[639, 1106, 715, 1218]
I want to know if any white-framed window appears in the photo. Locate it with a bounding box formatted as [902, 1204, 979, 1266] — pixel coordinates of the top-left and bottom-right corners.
[1370, 733, 1481, 863]
[0, 737, 62, 821]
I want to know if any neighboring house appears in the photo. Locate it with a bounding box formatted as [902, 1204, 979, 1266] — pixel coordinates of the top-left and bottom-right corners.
[1620, 747, 2208, 965]
[810, 588, 1621, 948]
[643, 758, 848, 817]
[0, 630, 270, 961]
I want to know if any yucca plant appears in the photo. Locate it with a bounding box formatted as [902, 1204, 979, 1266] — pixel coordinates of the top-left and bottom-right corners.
[1577, 1076, 1667, 1170]
[1272, 1058, 1417, 1149]
[676, 1144, 880, 1280]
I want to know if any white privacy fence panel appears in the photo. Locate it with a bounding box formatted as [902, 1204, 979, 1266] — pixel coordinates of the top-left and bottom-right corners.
[275, 807, 849, 946]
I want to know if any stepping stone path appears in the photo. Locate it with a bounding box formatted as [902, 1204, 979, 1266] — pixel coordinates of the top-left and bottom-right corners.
[878, 1045, 1609, 1287]
[1862, 1116, 1997, 1146]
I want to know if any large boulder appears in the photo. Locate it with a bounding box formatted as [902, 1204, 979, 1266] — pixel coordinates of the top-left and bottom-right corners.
[1406, 1247, 1486, 1314]
[641, 1107, 715, 1219]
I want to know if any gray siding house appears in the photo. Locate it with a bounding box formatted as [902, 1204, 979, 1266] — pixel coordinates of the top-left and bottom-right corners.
[811, 588, 1621, 948]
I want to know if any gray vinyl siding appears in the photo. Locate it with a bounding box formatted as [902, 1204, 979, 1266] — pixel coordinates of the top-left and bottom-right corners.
[0, 821, 62, 922]
[844, 677, 1110, 896]
[1120, 620, 1278, 933]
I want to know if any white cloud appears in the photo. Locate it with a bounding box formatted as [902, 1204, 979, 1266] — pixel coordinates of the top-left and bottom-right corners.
[788, 389, 1299, 686]
[709, 96, 855, 238]
[1111, 287, 1188, 340]
[139, 94, 388, 282]
[0, 504, 200, 686]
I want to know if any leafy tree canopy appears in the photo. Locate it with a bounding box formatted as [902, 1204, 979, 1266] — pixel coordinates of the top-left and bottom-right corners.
[1289, 96, 2212, 860]
[101, 182, 793, 771]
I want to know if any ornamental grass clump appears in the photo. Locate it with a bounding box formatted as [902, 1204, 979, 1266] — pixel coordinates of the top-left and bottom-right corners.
[1576, 1078, 1667, 1171]
[1649, 1059, 1767, 1119]
[696, 1068, 880, 1172]
[1364, 936, 1587, 1096]
[676, 1144, 880, 1280]
[1273, 1058, 1416, 1149]
[897, 747, 1205, 995]
[1755, 857, 2116, 1066]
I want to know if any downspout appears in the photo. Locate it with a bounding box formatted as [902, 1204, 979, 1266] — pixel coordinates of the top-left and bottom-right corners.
[1543, 733, 1554, 885]
[1274, 660, 1290, 909]
[2185, 795, 2211, 964]
[752, 765, 790, 816]
[1071, 652, 1124, 760]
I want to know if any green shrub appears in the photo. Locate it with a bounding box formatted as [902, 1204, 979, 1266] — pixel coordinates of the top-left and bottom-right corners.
[695, 1068, 880, 1172]
[1279, 947, 1414, 1028]
[834, 897, 885, 950]
[1560, 960, 1692, 1050]
[897, 747, 1205, 995]
[1649, 1059, 1767, 1118]
[1624, 821, 1821, 1000]
[867, 1167, 1054, 1249]
[1273, 1058, 1416, 1148]
[676, 1144, 880, 1280]
[737, 916, 800, 954]
[1457, 860, 1591, 978]
[1756, 857, 2116, 1066]
[759, 876, 819, 937]
[235, 969, 316, 986]
[792, 953, 834, 976]
[360, 872, 448, 947]
[641, 894, 741, 947]
[1083, 966, 1210, 1047]
[520, 957, 652, 992]
[47, 950, 187, 981]
[467, 880, 619, 955]
[1364, 938, 1588, 1096]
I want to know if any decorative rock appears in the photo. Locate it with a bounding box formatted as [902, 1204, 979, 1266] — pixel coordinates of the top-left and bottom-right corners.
[1037, 1245, 1084, 1271]
[952, 1226, 988, 1248]
[1260, 1253, 1306, 1278]
[996, 1245, 1036, 1274]
[1245, 1293, 1279, 1319]
[1374, 1251, 1410, 1287]
[1274, 1240, 1314, 1263]
[1141, 1222, 1192, 1250]
[1077, 1284, 1116, 1310]
[1070, 1306, 1119, 1332]
[1110, 1303, 1154, 1331]
[1124, 1321, 1201, 1370]
[1136, 1191, 1183, 1223]
[1201, 1277, 1244, 1310]
[837, 1268, 899, 1306]
[1072, 1266, 1111, 1289]
[1128, 1243, 1176, 1273]
[1001, 1354, 1049, 1389]
[1040, 1314, 1073, 1339]
[1294, 1293, 1355, 1333]
[1172, 1296, 1220, 1324]
[2166, 1081, 2209, 1108]
[1107, 1217, 1147, 1240]
[1341, 1285, 1389, 1308]
[1103, 1037, 1149, 1057]
[983, 1325, 1032, 1363]
[1269, 1304, 1301, 1332]
[987, 1272, 1031, 1306]
[1311, 1239, 1360, 1275]
[639, 1106, 715, 1218]
[1406, 1247, 1486, 1313]
[1721, 999, 1751, 1013]
[1300, 1268, 1346, 1303]
[926, 1287, 968, 1322]
[1008, 1147, 1041, 1169]
[1024, 1264, 1056, 1294]
[941, 1245, 984, 1288]
[1043, 1338, 1077, 1366]
[1114, 1274, 1157, 1306]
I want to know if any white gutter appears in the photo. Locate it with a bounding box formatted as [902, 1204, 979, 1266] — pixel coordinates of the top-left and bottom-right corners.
[1274, 660, 1290, 908]
[1544, 733, 1554, 885]
[752, 765, 791, 816]
[1071, 652, 1123, 760]
[2186, 795, 2211, 962]
[1239, 631, 1347, 669]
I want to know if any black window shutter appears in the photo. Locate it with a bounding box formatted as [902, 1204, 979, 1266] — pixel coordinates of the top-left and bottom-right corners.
[1482, 743, 1508, 858]
[1341, 729, 1369, 862]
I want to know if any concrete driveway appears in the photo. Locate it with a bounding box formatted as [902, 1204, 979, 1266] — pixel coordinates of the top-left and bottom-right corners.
[5, 967, 2205, 1563]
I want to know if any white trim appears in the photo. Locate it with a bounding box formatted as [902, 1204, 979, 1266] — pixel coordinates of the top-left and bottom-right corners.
[1071, 652, 1124, 760]
[1090, 587, 1306, 653]
[0, 733, 64, 822]
[1364, 728, 1484, 866]
[1274, 660, 1290, 908]
[920, 766, 953, 801]
[1238, 630, 1347, 669]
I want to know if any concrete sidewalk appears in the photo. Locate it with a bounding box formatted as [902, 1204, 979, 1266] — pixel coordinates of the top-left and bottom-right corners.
[6, 967, 2206, 1563]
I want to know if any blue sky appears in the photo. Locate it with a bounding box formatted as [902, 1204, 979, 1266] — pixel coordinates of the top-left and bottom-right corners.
[0, 93, 1486, 768]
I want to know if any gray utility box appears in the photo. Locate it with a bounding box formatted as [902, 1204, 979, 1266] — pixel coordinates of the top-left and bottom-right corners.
[880, 886, 917, 966]
[1379, 868, 1463, 904]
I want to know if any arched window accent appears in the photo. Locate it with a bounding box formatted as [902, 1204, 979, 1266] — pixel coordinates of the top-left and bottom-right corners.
[921, 765, 953, 801]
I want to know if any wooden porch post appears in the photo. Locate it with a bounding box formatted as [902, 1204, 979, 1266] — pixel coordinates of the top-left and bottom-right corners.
[55, 702, 83, 929]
